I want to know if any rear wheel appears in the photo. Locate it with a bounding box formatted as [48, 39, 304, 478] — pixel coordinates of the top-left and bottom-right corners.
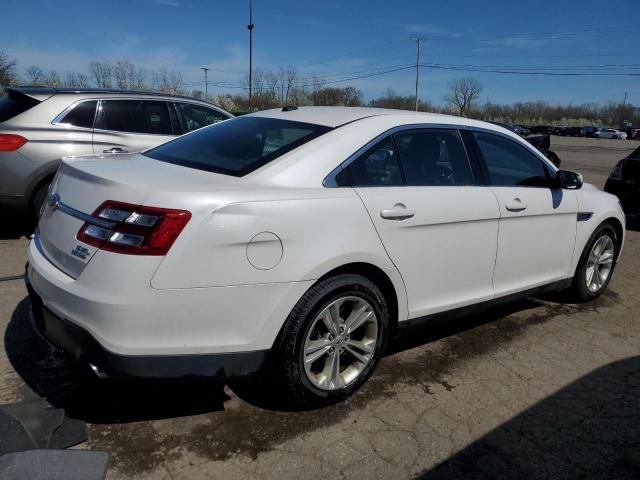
[271, 274, 389, 407]
[571, 224, 619, 301]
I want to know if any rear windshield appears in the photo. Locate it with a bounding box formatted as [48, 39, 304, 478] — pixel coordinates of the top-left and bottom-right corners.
[0, 91, 41, 123]
[145, 116, 332, 176]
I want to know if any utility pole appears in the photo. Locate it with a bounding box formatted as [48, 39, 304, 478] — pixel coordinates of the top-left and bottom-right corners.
[412, 37, 424, 111]
[623, 91, 628, 105]
[247, 0, 255, 111]
[200, 67, 209, 100]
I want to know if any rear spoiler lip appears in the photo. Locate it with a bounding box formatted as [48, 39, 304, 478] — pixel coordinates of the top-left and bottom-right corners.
[4, 86, 55, 102]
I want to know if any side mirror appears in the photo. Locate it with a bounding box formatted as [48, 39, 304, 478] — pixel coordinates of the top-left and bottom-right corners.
[555, 169, 583, 189]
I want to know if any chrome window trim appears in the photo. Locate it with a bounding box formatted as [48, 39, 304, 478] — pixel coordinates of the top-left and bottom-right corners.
[51, 98, 99, 129]
[323, 123, 558, 188]
[173, 101, 232, 121]
[94, 98, 177, 137]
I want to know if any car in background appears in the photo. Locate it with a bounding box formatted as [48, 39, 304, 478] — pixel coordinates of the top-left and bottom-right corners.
[564, 127, 585, 137]
[0, 87, 233, 220]
[26, 107, 624, 406]
[624, 128, 640, 140]
[512, 125, 530, 136]
[605, 145, 640, 214]
[552, 126, 569, 135]
[530, 125, 552, 135]
[594, 128, 627, 140]
[583, 126, 599, 138]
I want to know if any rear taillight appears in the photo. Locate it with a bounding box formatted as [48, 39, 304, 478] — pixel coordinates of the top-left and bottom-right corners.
[77, 200, 191, 255]
[610, 160, 624, 181]
[0, 134, 27, 152]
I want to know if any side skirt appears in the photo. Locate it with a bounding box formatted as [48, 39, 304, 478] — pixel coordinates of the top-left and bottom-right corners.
[394, 278, 572, 335]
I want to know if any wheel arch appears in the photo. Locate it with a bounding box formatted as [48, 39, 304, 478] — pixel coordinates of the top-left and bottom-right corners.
[315, 262, 404, 333]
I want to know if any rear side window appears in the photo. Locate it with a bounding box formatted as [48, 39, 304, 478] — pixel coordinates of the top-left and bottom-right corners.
[473, 132, 550, 187]
[57, 101, 97, 128]
[177, 103, 229, 132]
[145, 116, 331, 177]
[0, 91, 40, 123]
[394, 129, 473, 186]
[98, 100, 173, 135]
[338, 136, 403, 187]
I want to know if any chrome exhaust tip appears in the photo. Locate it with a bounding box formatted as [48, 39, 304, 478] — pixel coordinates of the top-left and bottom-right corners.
[89, 363, 109, 379]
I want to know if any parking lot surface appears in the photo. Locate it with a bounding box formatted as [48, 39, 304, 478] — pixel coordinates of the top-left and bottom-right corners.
[1, 136, 639, 479]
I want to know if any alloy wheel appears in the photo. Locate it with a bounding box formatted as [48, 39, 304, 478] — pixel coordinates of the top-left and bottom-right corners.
[303, 296, 378, 390]
[585, 235, 615, 293]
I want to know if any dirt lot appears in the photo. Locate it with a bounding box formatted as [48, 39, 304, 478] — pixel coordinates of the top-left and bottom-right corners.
[1, 136, 639, 479]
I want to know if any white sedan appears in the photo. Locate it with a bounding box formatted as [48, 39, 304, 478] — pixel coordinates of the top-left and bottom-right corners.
[27, 107, 625, 406]
[595, 128, 627, 139]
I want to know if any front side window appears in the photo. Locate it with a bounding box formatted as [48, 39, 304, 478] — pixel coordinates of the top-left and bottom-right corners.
[338, 136, 403, 187]
[58, 100, 97, 128]
[178, 103, 229, 132]
[145, 116, 331, 177]
[394, 129, 473, 186]
[473, 132, 550, 187]
[98, 100, 173, 135]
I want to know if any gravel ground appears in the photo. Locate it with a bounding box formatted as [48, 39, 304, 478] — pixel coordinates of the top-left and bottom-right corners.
[0, 136, 638, 479]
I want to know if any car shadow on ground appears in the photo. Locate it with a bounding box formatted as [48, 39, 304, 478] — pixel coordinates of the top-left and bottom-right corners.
[419, 355, 640, 479]
[0, 211, 31, 240]
[626, 214, 640, 232]
[6, 291, 565, 419]
[4, 297, 230, 424]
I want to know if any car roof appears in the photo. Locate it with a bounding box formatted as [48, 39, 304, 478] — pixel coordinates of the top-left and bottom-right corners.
[247, 106, 471, 128]
[4, 86, 223, 106]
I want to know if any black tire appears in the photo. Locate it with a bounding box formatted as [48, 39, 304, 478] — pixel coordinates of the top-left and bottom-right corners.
[270, 274, 389, 407]
[30, 180, 51, 223]
[571, 223, 619, 302]
[612, 135, 618, 140]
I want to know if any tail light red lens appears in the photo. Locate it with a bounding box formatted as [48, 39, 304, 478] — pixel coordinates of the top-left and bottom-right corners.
[77, 200, 191, 255]
[0, 134, 28, 152]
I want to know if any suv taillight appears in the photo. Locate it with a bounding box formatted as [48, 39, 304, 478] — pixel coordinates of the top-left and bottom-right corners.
[0, 134, 27, 151]
[610, 160, 624, 181]
[77, 201, 191, 255]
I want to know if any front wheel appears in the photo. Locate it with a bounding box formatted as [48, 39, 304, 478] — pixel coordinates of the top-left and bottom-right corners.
[571, 224, 619, 301]
[271, 274, 389, 407]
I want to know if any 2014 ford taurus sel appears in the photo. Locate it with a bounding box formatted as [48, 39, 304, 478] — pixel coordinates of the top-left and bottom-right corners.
[26, 107, 625, 406]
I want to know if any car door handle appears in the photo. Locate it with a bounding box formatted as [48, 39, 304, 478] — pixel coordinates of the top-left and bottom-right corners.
[505, 198, 527, 212]
[103, 147, 127, 154]
[380, 204, 416, 221]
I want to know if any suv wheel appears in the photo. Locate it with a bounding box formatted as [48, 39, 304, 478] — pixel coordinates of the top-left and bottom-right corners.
[571, 224, 619, 301]
[272, 274, 389, 407]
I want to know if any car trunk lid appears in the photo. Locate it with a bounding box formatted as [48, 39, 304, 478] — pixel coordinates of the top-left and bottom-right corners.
[36, 153, 239, 278]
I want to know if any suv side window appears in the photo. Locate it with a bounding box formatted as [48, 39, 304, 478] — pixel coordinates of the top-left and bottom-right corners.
[177, 103, 228, 132]
[472, 132, 551, 187]
[394, 129, 473, 186]
[58, 100, 97, 129]
[98, 100, 173, 135]
[337, 136, 404, 187]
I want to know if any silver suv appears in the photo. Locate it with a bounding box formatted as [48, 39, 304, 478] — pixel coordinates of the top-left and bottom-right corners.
[0, 87, 232, 219]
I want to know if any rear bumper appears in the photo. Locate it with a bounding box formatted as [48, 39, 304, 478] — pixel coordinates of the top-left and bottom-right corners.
[26, 275, 268, 378]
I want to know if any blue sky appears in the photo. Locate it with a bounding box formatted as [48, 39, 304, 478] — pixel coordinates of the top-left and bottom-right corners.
[2, 0, 639, 105]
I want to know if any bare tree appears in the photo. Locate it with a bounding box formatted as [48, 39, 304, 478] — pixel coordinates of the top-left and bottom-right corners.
[43, 70, 62, 87]
[131, 66, 147, 90]
[114, 61, 134, 89]
[444, 78, 483, 116]
[0, 51, 17, 88]
[64, 71, 90, 88]
[89, 61, 112, 88]
[24, 65, 44, 85]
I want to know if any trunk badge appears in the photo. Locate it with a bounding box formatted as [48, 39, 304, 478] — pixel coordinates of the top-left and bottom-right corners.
[71, 245, 90, 260]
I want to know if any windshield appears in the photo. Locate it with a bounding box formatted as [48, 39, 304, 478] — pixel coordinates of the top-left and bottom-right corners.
[145, 116, 332, 176]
